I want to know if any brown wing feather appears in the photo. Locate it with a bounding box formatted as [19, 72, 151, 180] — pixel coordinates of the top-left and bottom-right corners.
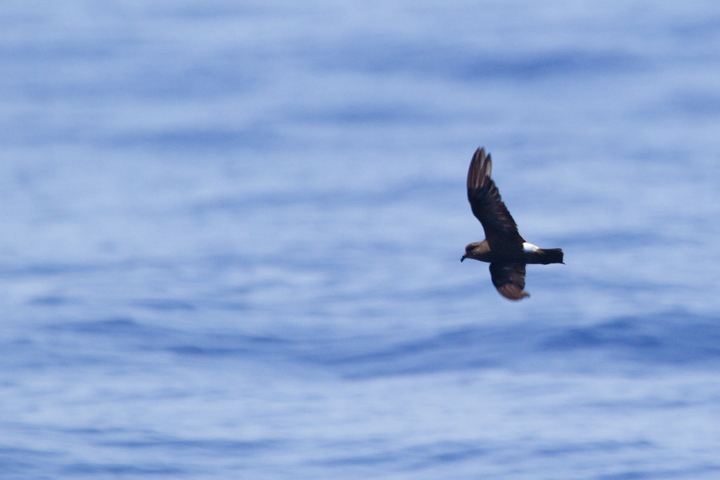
[467, 148, 524, 252]
[489, 263, 529, 300]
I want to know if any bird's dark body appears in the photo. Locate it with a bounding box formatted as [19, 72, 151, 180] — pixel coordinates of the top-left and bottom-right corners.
[461, 147, 563, 300]
[464, 240, 564, 265]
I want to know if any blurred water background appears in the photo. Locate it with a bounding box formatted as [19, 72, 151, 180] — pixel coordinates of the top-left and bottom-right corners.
[1, 1, 720, 478]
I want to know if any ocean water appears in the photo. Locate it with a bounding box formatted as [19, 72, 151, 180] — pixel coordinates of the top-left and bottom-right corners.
[1, 1, 720, 478]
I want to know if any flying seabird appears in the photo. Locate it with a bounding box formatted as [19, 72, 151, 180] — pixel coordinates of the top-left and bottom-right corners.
[461, 148, 563, 300]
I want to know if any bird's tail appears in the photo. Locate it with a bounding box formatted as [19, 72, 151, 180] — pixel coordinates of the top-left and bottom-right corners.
[528, 248, 564, 265]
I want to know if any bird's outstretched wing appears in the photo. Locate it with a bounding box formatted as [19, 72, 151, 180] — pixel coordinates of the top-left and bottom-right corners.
[489, 262, 529, 300]
[467, 148, 524, 253]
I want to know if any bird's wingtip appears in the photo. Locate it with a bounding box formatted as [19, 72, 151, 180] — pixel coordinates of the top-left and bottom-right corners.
[471, 147, 485, 164]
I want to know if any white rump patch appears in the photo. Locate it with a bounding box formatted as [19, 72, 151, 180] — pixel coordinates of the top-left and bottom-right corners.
[522, 242, 539, 253]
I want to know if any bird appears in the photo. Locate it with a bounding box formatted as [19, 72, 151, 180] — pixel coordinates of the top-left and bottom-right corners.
[461, 147, 563, 300]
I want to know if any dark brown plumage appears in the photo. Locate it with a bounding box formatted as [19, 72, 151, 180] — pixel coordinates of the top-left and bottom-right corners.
[461, 148, 564, 300]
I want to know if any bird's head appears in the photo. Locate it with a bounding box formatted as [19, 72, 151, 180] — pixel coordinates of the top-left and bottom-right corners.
[461, 241, 487, 262]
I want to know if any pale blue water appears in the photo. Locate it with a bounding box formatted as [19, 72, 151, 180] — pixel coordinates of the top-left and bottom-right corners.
[1, 1, 720, 478]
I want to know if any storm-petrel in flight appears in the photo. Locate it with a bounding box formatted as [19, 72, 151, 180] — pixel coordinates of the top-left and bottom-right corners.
[461, 148, 563, 300]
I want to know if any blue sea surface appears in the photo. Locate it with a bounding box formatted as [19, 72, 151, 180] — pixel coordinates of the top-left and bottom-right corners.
[1, 1, 720, 478]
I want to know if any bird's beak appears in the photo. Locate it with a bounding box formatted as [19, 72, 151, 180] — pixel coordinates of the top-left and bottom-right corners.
[460, 255, 466, 262]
